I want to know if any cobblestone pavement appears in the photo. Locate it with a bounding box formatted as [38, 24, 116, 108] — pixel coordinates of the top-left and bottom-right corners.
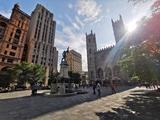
[0, 86, 150, 120]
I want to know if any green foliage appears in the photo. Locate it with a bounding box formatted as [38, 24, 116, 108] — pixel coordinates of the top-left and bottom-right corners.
[68, 71, 81, 84]
[0, 68, 16, 88]
[14, 62, 45, 85]
[131, 76, 140, 81]
[15, 62, 32, 85]
[48, 72, 59, 85]
[119, 44, 160, 85]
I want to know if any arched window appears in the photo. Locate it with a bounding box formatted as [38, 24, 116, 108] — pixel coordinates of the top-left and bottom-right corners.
[13, 29, 21, 44]
[97, 68, 104, 79]
[105, 67, 112, 80]
[0, 22, 7, 39]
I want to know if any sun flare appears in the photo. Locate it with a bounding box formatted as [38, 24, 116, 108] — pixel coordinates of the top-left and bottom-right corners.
[127, 21, 137, 33]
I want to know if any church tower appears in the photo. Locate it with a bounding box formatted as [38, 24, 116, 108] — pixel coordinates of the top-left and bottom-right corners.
[112, 15, 126, 43]
[86, 30, 97, 82]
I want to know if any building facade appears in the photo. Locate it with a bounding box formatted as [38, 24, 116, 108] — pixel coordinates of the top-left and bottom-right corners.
[66, 49, 82, 74]
[112, 15, 126, 43]
[26, 4, 58, 85]
[86, 15, 126, 83]
[0, 4, 30, 70]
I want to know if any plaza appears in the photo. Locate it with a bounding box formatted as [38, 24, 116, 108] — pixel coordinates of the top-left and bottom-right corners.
[0, 86, 160, 120]
[0, 1, 160, 120]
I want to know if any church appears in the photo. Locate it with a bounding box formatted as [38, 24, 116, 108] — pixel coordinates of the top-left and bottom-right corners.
[86, 15, 127, 83]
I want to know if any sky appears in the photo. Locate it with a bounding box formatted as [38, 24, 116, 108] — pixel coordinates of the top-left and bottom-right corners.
[0, 0, 155, 71]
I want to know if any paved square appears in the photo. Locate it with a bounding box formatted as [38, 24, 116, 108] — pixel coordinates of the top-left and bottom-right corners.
[0, 86, 157, 120]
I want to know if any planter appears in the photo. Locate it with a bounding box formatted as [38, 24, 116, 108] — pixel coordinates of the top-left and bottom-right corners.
[57, 83, 65, 94]
[51, 83, 57, 94]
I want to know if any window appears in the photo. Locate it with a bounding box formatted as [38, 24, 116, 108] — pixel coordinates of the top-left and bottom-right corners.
[6, 44, 9, 48]
[13, 29, 21, 44]
[14, 34, 20, 39]
[7, 59, 13, 63]
[34, 44, 37, 48]
[35, 60, 38, 64]
[9, 52, 15, 56]
[8, 38, 11, 42]
[4, 51, 7, 55]
[21, 23, 24, 29]
[18, 21, 21, 27]
[13, 39, 19, 44]
[11, 46, 17, 50]
[2, 58, 5, 62]
[10, 32, 13, 37]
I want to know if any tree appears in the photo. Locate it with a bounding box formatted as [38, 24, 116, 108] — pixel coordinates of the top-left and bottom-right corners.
[119, 43, 160, 89]
[28, 64, 45, 84]
[15, 62, 45, 85]
[68, 71, 81, 84]
[14, 62, 32, 86]
[48, 72, 60, 85]
[0, 67, 16, 89]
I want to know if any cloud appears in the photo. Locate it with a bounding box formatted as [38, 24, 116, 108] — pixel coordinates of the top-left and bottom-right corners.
[75, 15, 84, 27]
[72, 22, 80, 30]
[91, 15, 106, 25]
[106, 8, 110, 13]
[65, 14, 81, 30]
[0, 10, 11, 18]
[76, 0, 102, 22]
[55, 19, 88, 71]
[68, 3, 73, 9]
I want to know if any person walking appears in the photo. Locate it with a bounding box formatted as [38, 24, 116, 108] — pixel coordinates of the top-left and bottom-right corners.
[93, 82, 97, 95]
[31, 82, 38, 96]
[97, 82, 101, 97]
[110, 81, 116, 94]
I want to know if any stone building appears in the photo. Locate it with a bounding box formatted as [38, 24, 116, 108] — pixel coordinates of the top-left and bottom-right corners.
[86, 15, 126, 83]
[0, 4, 30, 70]
[112, 15, 126, 43]
[66, 49, 82, 74]
[26, 4, 58, 85]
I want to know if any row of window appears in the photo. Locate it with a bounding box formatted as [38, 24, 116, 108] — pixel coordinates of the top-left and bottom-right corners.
[4, 50, 16, 56]
[6, 44, 17, 50]
[8, 29, 21, 45]
[18, 21, 24, 29]
[32, 54, 54, 65]
[1, 58, 14, 63]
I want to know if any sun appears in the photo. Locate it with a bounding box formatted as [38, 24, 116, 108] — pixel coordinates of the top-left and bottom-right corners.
[127, 21, 137, 33]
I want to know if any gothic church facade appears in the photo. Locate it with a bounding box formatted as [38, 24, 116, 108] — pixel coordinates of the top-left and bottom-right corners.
[86, 15, 126, 83]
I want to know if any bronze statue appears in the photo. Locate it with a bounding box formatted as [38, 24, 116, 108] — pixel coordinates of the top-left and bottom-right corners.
[62, 51, 66, 61]
[61, 47, 69, 62]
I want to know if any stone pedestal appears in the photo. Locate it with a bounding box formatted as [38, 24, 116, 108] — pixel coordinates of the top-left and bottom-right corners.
[57, 60, 69, 94]
[57, 83, 65, 94]
[51, 83, 57, 94]
[59, 61, 69, 78]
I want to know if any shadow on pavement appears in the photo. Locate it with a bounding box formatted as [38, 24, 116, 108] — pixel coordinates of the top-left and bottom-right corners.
[0, 86, 134, 120]
[95, 89, 160, 120]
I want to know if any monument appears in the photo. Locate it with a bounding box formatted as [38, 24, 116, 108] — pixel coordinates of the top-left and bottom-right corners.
[51, 49, 69, 94]
[59, 50, 69, 78]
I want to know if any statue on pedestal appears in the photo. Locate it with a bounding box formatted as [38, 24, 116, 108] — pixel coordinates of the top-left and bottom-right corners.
[61, 47, 69, 65]
[62, 51, 67, 61]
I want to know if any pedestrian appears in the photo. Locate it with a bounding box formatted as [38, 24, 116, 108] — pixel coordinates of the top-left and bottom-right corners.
[110, 81, 116, 94]
[93, 82, 96, 95]
[31, 82, 38, 96]
[97, 82, 101, 97]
